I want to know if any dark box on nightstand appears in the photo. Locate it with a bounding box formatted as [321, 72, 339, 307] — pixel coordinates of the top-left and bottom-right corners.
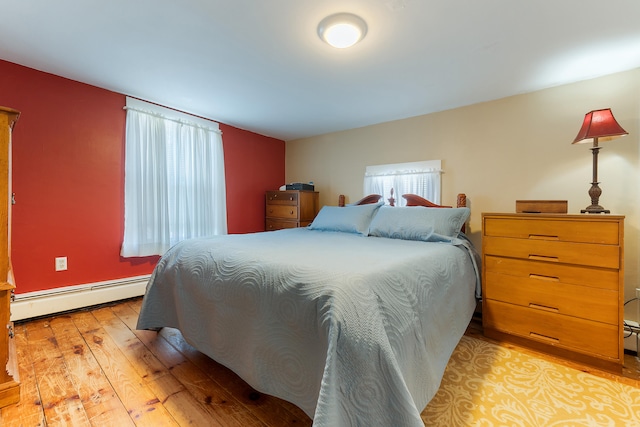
[286, 183, 315, 191]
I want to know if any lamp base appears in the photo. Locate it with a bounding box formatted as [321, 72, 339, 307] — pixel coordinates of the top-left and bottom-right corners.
[581, 180, 609, 214]
[581, 205, 610, 214]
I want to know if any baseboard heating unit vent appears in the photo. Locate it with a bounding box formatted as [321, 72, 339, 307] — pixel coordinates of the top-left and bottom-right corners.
[10, 275, 151, 322]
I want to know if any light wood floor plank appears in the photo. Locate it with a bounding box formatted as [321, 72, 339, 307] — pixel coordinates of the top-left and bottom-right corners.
[70, 310, 179, 426]
[47, 315, 135, 427]
[92, 305, 244, 427]
[25, 318, 92, 426]
[127, 298, 143, 314]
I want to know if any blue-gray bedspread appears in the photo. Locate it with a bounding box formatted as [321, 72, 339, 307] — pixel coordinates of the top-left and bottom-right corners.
[137, 227, 479, 426]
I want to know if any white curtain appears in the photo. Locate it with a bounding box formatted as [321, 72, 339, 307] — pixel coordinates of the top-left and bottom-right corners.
[363, 161, 442, 206]
[121, 100, 227, 257]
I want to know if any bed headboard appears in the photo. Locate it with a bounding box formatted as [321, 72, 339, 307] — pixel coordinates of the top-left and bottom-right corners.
[339, 192, 467, 208]
[338, 192, 468, 233]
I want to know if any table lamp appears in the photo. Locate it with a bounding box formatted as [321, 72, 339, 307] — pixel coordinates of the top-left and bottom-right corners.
[572, 108, 628, 214]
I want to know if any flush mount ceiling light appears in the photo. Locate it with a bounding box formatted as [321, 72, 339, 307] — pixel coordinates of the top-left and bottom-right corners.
[317, 13, 367, 48]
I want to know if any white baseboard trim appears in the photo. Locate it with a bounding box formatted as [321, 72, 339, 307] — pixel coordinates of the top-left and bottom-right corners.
[10, 275, 151, 322]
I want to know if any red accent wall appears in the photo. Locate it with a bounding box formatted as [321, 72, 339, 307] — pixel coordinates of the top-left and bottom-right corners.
[221, 123, 285, 233]
[0, 60, 285, 294]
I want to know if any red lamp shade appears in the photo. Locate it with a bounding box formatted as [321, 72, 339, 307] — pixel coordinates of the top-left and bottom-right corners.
[572, 108, 628, 144]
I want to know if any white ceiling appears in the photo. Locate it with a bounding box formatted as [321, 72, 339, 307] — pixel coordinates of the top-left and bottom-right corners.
[2, 0, 640, 141]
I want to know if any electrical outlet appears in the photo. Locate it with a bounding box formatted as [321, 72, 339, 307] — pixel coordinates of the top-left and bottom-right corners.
[55, 256, 67, 271]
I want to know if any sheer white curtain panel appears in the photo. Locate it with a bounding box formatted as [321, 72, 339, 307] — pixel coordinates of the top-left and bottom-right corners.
[121, 100, 227, 257]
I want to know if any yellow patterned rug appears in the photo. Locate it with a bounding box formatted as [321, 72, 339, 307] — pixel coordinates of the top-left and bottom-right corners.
[422, 335, 640, 426]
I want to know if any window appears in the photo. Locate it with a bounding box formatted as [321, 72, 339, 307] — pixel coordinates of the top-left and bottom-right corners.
[121, 98, 227, 257]
[363, 160, 442, 206]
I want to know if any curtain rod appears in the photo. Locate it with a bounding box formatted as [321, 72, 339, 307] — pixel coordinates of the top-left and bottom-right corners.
[123, 106, 222, 135]
[364, 169, 442, 177]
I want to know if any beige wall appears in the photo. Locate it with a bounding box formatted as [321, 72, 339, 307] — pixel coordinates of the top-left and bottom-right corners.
[285, 68, 640, 311]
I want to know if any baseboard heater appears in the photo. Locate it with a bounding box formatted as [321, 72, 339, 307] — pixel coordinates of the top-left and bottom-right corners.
[10, 275, 151, 322]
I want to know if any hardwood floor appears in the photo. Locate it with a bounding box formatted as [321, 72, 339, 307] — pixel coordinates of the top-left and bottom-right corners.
[1, 298, 312, 427]
[1, 298, 639, 426]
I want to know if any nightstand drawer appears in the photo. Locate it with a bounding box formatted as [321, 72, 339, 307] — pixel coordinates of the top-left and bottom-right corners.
[484, 217, 619, 244]
[484, 236, 619, 269]
[266, 205, 298, 219]
[266, 219, 299, 231]
[484, 300, 619, 360]
[484, 271, 618, 325]
[266, 191, 298, 205]
[484, 256, 619, 291]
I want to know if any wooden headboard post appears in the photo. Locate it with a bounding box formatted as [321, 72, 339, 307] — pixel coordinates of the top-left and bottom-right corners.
[457, 193, 466, 208]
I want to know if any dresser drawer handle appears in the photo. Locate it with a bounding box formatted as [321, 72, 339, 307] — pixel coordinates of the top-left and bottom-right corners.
[529, 274, 559, 282]
[528, 234, 559, 240]
[290, 210, 294, 215]
[530, 332, 559, 343]
[528, 255, 559, 262]
[529, 303, 559, 313]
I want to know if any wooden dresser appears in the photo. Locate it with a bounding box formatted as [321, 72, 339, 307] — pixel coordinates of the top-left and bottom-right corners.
[0, 107, 20, 407]
[265, 190, 319, 231]
[482, 213, 624, 371]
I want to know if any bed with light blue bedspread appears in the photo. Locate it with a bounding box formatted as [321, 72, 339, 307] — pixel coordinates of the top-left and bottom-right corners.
[137, 226, 479, 426]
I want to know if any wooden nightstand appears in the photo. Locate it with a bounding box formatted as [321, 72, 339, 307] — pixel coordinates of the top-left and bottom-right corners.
[265, 190, 319, 231]
[481, 213, 624, 372]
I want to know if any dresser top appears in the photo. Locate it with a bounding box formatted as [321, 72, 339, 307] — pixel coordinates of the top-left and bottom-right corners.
[482, 212, 625, 220]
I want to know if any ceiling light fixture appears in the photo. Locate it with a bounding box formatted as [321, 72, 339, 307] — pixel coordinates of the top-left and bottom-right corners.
[317, 13, 367, 49]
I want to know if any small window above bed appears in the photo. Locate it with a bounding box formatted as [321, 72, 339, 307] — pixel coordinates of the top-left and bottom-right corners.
[363, 160, 442, 206]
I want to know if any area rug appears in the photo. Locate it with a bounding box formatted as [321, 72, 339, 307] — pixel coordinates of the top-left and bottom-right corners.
[422, 335, 640, 426]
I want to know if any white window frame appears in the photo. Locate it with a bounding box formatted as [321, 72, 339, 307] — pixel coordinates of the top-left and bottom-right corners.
[364, 160, 442, 206]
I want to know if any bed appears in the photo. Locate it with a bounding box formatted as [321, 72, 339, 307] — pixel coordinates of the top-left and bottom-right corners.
[137, 192, 480, 426]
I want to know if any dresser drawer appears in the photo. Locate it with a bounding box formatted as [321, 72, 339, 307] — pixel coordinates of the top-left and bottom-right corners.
[266, 205, 298, 219]
[484, 300, 619, 360]
[266, 219, 299, 231]
[484, 275, 618, 325]
[484, 256, 619, 291]
[266, 191, 298, 205]
[484, 236, 619, 269]
[484, 216, 619, 244]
